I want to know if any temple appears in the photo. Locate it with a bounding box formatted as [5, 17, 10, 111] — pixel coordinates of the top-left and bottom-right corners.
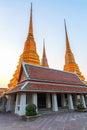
[5, 5, 87, 116]
[63, 20, 85, 81]
[7, 63, 87, 115]
[41, 40, 49, 67]
[8, 3, 40, 89]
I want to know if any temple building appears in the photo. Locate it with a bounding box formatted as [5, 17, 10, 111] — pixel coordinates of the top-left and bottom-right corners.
[6, 4, 87, 116]
[63, 20, 85, 81]
[7, 62, 87, 115]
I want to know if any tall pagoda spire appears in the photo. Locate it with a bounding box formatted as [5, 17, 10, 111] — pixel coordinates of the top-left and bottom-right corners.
[23, 3, 40, 65]
[63, 20, 85, 81]
[64, 19, 76, 65]
[8, 3, 40, 88]
[41, 39, 49, 67]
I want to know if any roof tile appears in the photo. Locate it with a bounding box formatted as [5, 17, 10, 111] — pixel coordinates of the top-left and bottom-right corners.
[26, 64, 83, 85]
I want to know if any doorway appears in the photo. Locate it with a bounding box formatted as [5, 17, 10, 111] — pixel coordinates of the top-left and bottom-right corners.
[38, 94, 46, 109]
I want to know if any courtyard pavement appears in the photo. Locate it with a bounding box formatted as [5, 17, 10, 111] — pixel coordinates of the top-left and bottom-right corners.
[0, 112, 87, 130]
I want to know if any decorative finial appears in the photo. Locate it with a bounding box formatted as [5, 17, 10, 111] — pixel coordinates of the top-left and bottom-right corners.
[64, 19, 67, 36]
[64, 19, 71, 51]
[43, 39, 46, 57]
[27, 2, 34, 40]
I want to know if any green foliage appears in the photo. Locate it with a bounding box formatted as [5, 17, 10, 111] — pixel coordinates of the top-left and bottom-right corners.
[26, 104, 37, 116]
[77, 103, 85, 110]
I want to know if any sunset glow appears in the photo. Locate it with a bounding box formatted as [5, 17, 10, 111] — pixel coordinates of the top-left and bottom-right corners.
[0, 0, 87, 87]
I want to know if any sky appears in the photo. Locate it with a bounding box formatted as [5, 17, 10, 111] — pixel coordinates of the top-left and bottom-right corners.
[0, 0, 87, 88]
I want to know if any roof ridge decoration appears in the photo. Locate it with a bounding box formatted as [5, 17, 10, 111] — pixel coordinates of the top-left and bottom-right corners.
[22, 62, 30, 78]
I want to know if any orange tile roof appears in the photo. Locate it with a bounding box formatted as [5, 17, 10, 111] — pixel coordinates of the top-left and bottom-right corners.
[7, 82, 87, 94]
[28, 84, 87, 93]
[7, 63, 87, 94]
[26, 64, 84, 85]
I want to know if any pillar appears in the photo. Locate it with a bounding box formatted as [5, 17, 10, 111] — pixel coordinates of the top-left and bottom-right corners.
[80, 94, 86, 108]
[85, 95, 87, 106]
[6, 95, 12, 112]
[46, 94, 51, 108]
[73, 94, 78, 107]
[19, 93, 26, 115]
[52, 94, 58, 111]
[68, 94, 74, 110]
[15, 94, 19, 114]
[32, 93, 38, 113]
[61, 94, 66, 107]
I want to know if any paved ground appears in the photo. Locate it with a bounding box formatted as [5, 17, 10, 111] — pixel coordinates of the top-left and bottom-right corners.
[0, 112, 87, 130]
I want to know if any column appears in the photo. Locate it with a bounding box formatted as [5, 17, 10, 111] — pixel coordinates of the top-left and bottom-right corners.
[68, 94, 74, 110]
[52, 94, 58, 111]
[46, 94, 51, 108]
[32, 93, 38, 113]
[15, 94, 19, 114]
[61, 94, 66, 107]
[80, 94, 86, 108]
[6, 95, 12, 112]
[85, 95, 87, 106]
[73, 94, 78, 107]
[19, 93, 26, 116]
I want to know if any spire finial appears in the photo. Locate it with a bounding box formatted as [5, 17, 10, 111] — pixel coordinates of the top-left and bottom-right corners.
[64, 19, 67, 36]
[43, 39, 46, 57]
[64, 19, 71, 52]
[41, 39, 49, 67]
[27, 3, 34, 40]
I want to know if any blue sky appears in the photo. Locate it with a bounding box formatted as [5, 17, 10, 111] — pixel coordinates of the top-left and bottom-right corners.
[0, 0, 87, 87]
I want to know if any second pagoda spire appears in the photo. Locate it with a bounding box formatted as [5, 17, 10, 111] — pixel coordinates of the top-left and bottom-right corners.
[41, 39, 49, 67]
[63, 20, 85, 81]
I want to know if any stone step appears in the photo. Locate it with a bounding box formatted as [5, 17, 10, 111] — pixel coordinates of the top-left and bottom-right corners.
[38, 108, 74, 115]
